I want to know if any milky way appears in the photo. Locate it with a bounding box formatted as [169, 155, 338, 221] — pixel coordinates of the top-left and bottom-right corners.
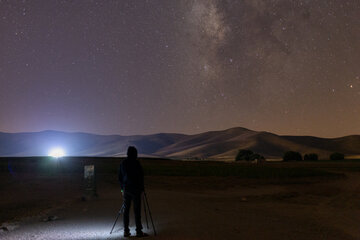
[0, 0, 359, 137]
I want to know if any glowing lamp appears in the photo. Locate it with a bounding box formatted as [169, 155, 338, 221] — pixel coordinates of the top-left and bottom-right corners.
[48, 147, 66, 158]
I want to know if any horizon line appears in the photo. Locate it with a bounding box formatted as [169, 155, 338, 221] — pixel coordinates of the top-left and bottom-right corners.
[0, 126, 359, 139]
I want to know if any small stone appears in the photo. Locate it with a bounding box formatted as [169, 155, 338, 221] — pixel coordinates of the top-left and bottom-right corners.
[0, 223, 18, 231]
[42, 215, 59, 222]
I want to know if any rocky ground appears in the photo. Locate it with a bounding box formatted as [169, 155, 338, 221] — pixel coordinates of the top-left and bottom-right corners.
[1, 171, 360, 240]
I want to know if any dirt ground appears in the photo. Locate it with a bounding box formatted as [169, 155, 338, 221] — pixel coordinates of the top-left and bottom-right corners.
[1, 171, 360, 240]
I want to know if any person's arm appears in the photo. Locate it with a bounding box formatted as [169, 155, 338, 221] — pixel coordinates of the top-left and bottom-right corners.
[139, 162, 145, 192]
[118, 164, 124, 191]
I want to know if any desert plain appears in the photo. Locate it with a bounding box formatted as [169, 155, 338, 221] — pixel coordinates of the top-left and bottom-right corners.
[0, 157, 360, 240]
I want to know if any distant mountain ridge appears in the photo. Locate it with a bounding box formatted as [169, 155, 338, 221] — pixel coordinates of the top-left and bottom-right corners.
[1, 127, 360, 159]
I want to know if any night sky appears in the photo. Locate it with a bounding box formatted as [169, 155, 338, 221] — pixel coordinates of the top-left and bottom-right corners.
[1, 0, 359, 137]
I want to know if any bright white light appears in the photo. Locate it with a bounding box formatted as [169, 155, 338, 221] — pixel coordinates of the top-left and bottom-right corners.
[48, 148, 66, 158]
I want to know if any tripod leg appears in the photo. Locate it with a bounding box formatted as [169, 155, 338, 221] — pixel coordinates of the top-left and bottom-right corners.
[110, 212, 120, 234]
[110, 204, 124, 234]
[143, 193, 149, 229]
[144, 192, 157, 236]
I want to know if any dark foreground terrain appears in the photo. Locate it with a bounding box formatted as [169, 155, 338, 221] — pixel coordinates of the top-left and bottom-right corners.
[1, 157, 360, 239]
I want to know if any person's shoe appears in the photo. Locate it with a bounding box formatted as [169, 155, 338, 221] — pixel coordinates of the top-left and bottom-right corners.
[124, 230, 131, 237]
[136, 231, 149, 237]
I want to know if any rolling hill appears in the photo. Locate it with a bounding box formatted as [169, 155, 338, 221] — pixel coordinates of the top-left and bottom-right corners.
[1, 127, 360, 159]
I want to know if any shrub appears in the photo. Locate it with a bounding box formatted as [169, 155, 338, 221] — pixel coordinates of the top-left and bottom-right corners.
[235, 149, 254, 161]
[250, 153, 265, 161]
[235, 150, 266, 162]
[330, 152, 344, 161]
[304, 153, 318, 161]
[283, 151, 302, 161]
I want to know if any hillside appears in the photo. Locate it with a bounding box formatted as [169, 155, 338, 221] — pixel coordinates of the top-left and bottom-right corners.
[1, 128, 360, 159]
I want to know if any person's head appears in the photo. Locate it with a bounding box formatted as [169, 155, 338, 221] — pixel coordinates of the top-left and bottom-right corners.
[127, 146, 138, 160]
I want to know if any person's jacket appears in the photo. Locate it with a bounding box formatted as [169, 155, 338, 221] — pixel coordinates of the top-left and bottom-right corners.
[118, 157, 144, 194]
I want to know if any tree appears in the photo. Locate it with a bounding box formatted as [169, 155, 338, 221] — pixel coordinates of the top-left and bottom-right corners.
[235, 149, 253, 161]
[283, 151, 302, 161]
[304, 153, 318, 161]
[330, 152, 344, 161]
[250, 153, 265, 161]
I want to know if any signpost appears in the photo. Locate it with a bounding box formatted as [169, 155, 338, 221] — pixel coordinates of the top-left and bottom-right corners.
[83, 165, 97, 199]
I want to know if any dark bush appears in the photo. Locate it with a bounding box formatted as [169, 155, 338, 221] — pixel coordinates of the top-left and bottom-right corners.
[330, 152, 344, 161]
[283, 151, 302, 161]
[304, 153, 318, 161]
[250, 153, 265, 161]
[235, 149, 253, 161]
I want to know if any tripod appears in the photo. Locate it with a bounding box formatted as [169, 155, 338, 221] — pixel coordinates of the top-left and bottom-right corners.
[110, 191, 157, 236]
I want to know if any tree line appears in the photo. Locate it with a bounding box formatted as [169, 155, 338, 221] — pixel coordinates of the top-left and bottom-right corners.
[235, 149, 345, 161]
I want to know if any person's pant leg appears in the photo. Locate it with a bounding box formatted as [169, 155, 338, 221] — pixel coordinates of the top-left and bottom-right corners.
[123, 192, 132, 232]
[133, 193, 143, 232]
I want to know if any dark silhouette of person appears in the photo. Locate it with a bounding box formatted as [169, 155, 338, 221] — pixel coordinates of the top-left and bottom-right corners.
[118, 146, 148, 237]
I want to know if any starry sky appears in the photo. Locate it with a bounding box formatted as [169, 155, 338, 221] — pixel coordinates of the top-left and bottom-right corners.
[0, 0, 359, 137]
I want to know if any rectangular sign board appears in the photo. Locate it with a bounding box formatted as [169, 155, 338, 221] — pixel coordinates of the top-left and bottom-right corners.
[84, 165, 94, 179]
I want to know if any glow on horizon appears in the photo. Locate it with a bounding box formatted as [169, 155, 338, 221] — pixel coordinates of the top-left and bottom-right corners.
[48, 147, 66, 158]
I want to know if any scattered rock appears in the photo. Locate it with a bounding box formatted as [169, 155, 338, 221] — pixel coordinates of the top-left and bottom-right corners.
[42, 215, 59, 222]
[0, 222, 19, 232]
